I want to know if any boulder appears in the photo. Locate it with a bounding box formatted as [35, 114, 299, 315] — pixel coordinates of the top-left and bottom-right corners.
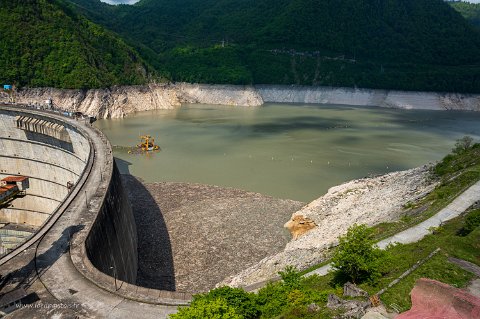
[327, 294, 371, 318]
[344, 282, 369, 298]
[284, 214, 317, 240]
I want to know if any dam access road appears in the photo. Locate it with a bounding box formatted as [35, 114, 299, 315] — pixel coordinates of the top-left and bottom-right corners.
[0, 105, 182, 318]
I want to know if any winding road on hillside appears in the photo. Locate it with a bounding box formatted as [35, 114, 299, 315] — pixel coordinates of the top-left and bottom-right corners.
[308, 179, 480, 277]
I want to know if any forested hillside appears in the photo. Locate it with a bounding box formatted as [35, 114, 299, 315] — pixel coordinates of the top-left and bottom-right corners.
[0, 0, 151, 88]
[450, 1, 480, 29]
[66, 0, 480, 92]
[2, 0, 480, 92]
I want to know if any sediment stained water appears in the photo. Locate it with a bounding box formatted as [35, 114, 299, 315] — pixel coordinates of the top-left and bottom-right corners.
[96, 103, 480, 202]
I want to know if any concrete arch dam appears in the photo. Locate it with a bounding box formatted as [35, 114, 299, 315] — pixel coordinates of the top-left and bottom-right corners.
[0, 105, 188, 318]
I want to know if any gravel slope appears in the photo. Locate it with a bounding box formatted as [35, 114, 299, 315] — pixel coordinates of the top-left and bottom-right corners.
[122, 175, 304, 292]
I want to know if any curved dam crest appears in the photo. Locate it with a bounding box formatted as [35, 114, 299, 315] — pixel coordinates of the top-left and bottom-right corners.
[2, 84, 480, 119]
[0, 107, 138, 282]
[0, 105, 189, 318]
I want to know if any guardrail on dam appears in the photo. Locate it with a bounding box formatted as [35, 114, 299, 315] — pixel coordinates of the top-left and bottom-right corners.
[0, 105, 190, 318]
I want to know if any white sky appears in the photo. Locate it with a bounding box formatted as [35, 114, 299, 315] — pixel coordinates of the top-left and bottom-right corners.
[100, 0, 140, 4]
[100, 0, 480, 5]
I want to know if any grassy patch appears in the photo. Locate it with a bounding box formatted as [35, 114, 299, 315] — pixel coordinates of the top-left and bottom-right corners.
[370, 211, 479, 310]
[340, 208, 478, 311]
[296, 202, 480, 315]
[379, 254, 473, 312]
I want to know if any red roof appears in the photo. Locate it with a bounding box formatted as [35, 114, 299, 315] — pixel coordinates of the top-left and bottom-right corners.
[1, 176, 28, 182]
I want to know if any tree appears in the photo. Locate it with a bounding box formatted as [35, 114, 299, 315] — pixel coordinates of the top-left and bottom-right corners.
[453, 136, 474, 154]
[330, 224, 387, 284]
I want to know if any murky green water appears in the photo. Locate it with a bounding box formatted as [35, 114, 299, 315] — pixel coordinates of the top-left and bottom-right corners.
[96, 103, 480, 202]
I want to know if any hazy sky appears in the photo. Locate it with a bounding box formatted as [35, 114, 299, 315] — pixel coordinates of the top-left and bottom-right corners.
[100, 0, 139, 4]
[100, 0, 480, 4]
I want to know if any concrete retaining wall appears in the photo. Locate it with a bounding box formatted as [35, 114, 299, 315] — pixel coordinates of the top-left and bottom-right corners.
[85, 162, 138, 284]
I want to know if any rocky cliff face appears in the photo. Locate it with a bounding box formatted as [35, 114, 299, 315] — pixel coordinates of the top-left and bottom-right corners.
[2, 84, 480, 119]
[257, 85, 480, 111]
[0, 83, 263, 119]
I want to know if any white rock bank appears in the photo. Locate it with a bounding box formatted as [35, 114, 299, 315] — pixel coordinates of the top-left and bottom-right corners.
[219, 165, 438, 288]
[2, 84, 480, 118]
[0, 83, 263, 118]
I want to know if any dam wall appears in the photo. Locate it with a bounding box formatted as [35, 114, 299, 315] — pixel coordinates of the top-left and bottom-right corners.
[0, 109, 89, 228]
[0, 106, 190, 318]
[84, 162, 138, 284]
[2, 84, 480, 119]
[0, 106, 137, 280]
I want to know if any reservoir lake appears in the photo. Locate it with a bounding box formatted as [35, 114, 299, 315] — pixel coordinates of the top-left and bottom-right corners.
[96, 103, 480, 202]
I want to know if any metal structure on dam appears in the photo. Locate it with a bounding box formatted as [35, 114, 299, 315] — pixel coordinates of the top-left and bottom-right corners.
[0, 105, 190, 318]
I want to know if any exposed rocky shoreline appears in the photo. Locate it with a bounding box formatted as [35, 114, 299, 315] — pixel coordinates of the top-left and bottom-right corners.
[220, 164, 438, 288]
[1, 83, 480, 118]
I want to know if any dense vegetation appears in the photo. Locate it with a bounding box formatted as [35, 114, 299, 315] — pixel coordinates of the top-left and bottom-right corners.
[66, 0, 480, 92]
[3, 0, 480, 91]
[170, 140, 480, 318]
[0, 0, 151, 88]
[450, 1, 480, 29]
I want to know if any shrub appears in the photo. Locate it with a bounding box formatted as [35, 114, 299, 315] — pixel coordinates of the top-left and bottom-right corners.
[192, 286, 260, 319]
[458, 209, 480, 236]
[170, 298, 242, 319]
[279, 266, 302, 289]
[256, 282, 290, 318]
[330, 224, 388, 284]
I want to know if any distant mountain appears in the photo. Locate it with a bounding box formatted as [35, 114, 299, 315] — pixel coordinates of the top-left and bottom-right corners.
[0, 0, 152, 88]
[450, 1, 480, 29]
[65, 0, 480, 92]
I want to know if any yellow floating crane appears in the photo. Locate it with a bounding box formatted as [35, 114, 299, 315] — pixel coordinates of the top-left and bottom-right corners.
[136, 135, 160, 152]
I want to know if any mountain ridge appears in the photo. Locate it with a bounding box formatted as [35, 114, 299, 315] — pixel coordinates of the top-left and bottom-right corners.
[2, 0, 480, 92]
[66, 0, 480, 92]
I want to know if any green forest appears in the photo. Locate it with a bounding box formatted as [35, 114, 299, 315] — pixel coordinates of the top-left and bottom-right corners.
[2, 0, 480, 92]
[0, 0, 151, 88]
